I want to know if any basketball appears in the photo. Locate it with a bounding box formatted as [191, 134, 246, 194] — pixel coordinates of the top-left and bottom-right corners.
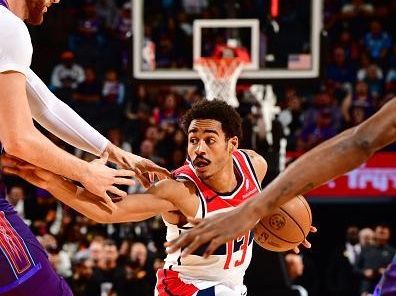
[254, 195, 312, 252]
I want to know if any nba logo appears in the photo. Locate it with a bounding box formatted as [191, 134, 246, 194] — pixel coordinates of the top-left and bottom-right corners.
[142, 38, 155, 71]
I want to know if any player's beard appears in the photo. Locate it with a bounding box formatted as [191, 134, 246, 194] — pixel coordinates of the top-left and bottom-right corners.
[25, 0, 46, 25]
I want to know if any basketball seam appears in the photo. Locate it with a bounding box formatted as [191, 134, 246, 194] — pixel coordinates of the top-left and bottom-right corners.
[258, 221, 301, 244]
[279, 207, 306, 239]
[297, 195, 312, 224]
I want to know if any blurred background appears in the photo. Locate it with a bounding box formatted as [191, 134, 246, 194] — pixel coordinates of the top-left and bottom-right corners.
[1, 0, 395, 295]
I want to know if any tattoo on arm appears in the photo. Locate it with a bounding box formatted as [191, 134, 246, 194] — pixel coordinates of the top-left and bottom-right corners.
[297, 182, 315, 195]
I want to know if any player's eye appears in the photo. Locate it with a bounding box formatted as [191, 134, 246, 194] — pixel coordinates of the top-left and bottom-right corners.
[189, 138, 198, 144]
[206, 138, 216, 144]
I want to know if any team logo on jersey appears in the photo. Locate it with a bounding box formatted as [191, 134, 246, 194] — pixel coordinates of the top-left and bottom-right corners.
[0, 212, 32, 275]
[269, 214, 286, 230]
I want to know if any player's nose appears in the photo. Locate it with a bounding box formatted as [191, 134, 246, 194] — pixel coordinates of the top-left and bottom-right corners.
[194, 141, 206, 154]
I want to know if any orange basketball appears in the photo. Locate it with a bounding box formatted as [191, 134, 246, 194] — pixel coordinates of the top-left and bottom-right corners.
[254, 195, 312, 252]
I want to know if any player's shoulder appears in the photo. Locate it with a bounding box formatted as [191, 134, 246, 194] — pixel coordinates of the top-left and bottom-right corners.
[0, 8, 32, 75]
[0, 7, 28, 33]
[239, 149, 266, 167]
[0, 7, 31, 46]
[239, 149, 267, 182]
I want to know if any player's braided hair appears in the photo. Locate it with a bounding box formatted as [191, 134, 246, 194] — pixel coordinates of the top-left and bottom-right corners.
[181, 99, 242, 140]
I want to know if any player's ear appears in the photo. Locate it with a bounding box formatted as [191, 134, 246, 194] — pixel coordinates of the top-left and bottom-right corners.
[228, 137, 238, 152]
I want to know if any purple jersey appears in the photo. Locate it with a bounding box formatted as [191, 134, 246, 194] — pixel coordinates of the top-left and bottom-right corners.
[373, 255, 396, 296]
[0, 0, 8, 8]
[0, 210, 72, 295]
[0, 143, 71, 294]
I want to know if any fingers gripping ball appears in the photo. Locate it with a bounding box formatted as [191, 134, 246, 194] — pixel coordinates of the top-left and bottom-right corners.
[254, 195, 312, 252]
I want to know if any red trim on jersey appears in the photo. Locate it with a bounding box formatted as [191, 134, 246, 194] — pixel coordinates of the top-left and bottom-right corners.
[156, 269, 199, 296]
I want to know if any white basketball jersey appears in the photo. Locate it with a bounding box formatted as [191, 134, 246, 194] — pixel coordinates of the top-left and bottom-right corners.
[0, 6, 32, 76]
[163, 150, 261, 291]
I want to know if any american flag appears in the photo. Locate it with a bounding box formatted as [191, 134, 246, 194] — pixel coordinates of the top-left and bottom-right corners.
[288, 54, 311, 70]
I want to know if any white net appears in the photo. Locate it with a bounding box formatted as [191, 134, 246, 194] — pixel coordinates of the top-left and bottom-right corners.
[194, 57, 246, 108]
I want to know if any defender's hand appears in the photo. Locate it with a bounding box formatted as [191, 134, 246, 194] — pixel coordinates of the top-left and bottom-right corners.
[105, 144, 171, 188]
[82, 152, 135, 210]
[165, 205, 258, 258]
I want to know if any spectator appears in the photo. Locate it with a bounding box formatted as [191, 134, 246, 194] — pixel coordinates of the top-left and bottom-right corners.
[113, 242, 152, 296]
[50, 51, 85, 93]
[69, 2, 104, 67]
[341, 0, 374, 17]
[356, 225, 396, 295]
[89, 240, 105, 268]
[340, 0, 374, 38]
[341, 81, 373, 127]
[285, 253, 308, 296]
[335, 30, 360, 62]
[95, 0, 118, 29]
[357, 63, 383, 82]
[326, 225, 362, 296]
[359, 228, 375, 247]
[124, 85, 154, 150]
[102, 69, 125, 106]
[101, 68, 125, 128]
[30, 189, 58, 236]
[358, 64, 384, 99]
[69, 258, 101, 296]
[6, 184, 29, 224]
[39, 234, 72, 278]
[94, 240, 122, 295]
[113, 2, 132, 41]
[278, 88, 305, 150]
[297, 108, 337, 151]
[326, 47, 356, 93]
[48, 50, 82, 105]
[72, 67, 102, 127]
[139, 139, 164, 166]
[153, 93, 180, 127]
[363, 21, 392, 64]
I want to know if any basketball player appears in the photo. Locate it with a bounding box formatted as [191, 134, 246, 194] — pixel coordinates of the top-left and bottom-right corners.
[3, 100, 268, 296]
[167, 97, 396, 295]
[0, 1, 168, 295]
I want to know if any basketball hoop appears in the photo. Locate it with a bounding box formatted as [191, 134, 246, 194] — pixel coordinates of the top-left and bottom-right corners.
[194, 57, 247, 108]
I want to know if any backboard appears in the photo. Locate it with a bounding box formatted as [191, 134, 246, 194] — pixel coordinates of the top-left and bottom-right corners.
[133, 0, 323, 80]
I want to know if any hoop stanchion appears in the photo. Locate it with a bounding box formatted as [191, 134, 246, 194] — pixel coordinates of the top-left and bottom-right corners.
[194, 57, 246, 108]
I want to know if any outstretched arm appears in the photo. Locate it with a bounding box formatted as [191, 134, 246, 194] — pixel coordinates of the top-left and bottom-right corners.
[1, 156, 178, 223]
[0, 71, 134, 207]
[166, 98, 396, 256]
[250, 97, 396, 217]
[48, 177, 177, 224]
[26, 69, 170, 187]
